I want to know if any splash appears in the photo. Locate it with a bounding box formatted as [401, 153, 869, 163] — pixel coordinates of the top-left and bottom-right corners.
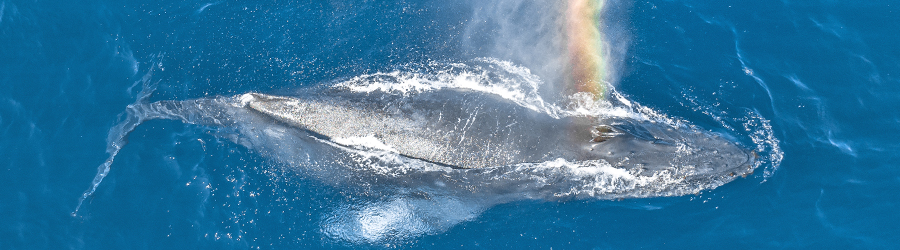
[566, 0, 608, 99]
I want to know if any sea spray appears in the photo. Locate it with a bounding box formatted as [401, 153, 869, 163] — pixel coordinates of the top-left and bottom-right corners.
[566, 0, 609, 99]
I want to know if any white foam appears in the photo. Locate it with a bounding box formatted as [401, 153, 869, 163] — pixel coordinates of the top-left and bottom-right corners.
[322, 196, 480, 243]
[238, 93, 254, 107]
[330, 58, 681, 126]
[332, 135, 398, 153]
[506, 158, 696, 198]
[333, 58, 558, 116]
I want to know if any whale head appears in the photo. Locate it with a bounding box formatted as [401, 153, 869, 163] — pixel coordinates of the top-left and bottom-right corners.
[574, 117, 757, 189]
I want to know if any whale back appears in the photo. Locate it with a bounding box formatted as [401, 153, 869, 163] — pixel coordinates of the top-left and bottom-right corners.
[243, 89, 755, 181]
[244, 89, 594, 169]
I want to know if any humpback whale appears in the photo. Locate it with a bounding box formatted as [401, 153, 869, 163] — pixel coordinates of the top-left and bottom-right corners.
[76, 75, 758, 242]
[243, 89, 755, 179]
[83, 84, 755, 194]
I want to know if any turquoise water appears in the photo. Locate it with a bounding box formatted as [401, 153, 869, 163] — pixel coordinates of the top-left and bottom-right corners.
[2, 0, 898, 249]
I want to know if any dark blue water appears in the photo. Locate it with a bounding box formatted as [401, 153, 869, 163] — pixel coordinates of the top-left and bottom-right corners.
[2, 0, 898, 249]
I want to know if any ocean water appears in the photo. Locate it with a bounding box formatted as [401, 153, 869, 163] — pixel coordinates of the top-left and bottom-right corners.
[1, 0, 898, 249]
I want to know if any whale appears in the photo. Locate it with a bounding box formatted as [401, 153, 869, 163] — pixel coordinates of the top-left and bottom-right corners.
[76, 81, 757, 242]
[243, 89, 755, 178]
[82, 85, 756, 196]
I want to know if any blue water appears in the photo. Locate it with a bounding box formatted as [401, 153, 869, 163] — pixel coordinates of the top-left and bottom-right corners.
[2, 0, 898, 249]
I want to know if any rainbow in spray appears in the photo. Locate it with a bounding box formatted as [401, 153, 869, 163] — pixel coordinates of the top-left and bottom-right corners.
[566, 0, 608, 99]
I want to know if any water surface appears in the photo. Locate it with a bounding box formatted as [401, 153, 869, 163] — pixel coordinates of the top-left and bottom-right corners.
[1, 0, 898, 249]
